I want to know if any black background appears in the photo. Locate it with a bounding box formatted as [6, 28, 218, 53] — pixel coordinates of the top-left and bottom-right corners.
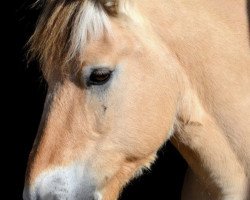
[12, 0, 188, 199]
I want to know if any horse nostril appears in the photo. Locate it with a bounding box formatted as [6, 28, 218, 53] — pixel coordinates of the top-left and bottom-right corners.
[92, 195, 99, 200]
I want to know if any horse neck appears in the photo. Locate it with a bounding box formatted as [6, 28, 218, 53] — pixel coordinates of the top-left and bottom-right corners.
[139, 0, 250, 121]
[139, 0, 250, 173]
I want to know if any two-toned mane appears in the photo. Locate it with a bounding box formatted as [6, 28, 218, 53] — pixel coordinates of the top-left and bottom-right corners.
[24, 0, 250, 199]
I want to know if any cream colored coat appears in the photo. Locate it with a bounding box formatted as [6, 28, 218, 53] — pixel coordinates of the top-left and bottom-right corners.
[24, 1, 250, 200]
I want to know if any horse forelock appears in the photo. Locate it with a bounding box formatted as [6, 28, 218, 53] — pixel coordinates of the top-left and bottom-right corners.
[29, 0, 116, 79]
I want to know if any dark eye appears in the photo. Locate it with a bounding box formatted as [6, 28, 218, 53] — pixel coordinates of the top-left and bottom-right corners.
[87, 68, 113, 86]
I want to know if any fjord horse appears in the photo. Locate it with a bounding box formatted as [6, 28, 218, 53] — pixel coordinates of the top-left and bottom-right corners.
[23, 0, 250, 199]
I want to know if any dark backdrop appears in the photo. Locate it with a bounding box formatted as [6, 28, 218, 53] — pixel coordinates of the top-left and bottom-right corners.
[13, 0, 187, 199]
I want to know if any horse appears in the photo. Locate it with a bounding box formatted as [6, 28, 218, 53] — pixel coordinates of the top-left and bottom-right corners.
[23, 0, 250, 199]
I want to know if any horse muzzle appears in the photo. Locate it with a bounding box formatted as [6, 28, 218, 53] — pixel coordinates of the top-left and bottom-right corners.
[23, 166, 102, 200]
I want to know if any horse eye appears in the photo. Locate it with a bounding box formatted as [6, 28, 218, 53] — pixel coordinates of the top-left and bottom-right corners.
[87, 68, 113, 86]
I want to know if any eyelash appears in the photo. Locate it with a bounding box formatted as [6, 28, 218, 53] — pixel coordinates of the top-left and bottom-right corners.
[86, 68, 113, 87]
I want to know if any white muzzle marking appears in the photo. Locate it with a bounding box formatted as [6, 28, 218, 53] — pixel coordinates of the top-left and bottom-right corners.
[23, 165, 102, 200]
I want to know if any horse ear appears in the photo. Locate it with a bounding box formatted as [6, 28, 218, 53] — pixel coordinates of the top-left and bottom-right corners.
[100, 0, 119, 16]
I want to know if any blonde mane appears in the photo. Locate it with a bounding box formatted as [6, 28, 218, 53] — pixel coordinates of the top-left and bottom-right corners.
[29, 0, 112, 78]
